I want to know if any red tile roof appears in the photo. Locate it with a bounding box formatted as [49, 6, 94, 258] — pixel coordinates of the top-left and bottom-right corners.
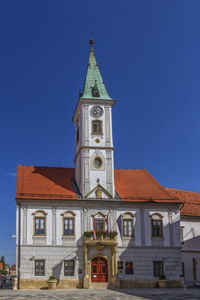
[114, 169, 179, 202]
[16, 166, 77, 200]
[166, 188, 200, 217]
[16, 166, 179, 204]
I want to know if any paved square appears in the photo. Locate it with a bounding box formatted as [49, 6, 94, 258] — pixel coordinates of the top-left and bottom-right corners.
[0, 289, 200, 300]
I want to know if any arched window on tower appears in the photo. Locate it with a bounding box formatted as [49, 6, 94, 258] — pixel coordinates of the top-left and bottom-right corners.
[92, 120, 103, 135]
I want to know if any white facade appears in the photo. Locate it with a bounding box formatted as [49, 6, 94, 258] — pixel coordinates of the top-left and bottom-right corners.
[17, 201, 182, 283]
[181, 216, 200, 286]
[15, 42, 200, 289]
[74, 102, 115, 198]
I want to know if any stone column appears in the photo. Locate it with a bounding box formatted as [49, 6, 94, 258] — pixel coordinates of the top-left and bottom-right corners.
[83, 208, 89, 232]
[110, 209, 115, 230]
[52, 207, 56, 245]
[83, 105, 89, 146]
[111, 246, 118, 286]
[105, 106, 111, 146]
[22, 207, 27, 244]
[83, 245, 89, 288]
[140, 208, 145, 246]
[113, 246, 117, 277]
[111, 247, 114, 277]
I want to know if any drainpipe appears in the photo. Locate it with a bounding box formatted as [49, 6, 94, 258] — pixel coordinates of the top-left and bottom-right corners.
[17, 202, 21, 289]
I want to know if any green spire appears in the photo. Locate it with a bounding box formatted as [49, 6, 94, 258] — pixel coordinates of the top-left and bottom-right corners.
[81, 40, 112, 100]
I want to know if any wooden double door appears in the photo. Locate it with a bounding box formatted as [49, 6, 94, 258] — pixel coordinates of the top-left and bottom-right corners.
[91, 257, 108, 282]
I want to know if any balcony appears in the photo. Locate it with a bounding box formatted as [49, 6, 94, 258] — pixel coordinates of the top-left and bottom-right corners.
[83, 231, 118, 246]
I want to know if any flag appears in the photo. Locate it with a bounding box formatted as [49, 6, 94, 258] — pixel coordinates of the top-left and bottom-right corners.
[117, 215, 122, 237]
[105, 213, 109, 233]
[93, 219, 97, 240]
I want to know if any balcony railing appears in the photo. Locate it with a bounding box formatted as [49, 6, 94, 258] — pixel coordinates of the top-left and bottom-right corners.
[84, 231, 118, 244]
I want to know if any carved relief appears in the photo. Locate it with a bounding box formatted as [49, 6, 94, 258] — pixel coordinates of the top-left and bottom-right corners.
[95, 187, 103, 199]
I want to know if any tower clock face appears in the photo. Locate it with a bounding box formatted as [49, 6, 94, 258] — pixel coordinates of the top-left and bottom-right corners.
[90, 106, 103, 118]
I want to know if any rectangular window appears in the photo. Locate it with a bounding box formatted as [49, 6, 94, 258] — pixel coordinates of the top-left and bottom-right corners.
[76, 127, 79, 144]
[181, 262, 185, 278]
[64, 260, 75, 276]
[125, 262, 134, 275]
[193, 258, 197, 280]
[152, 220, 162, 237]
[180, 226, 184, 243]
[123, 219, 133, 236]
[35, 217, 45, 235]
[153, 261, 164, 277]
[95, 219, 104, 231]
[92, 120, 103, 135]
[118, 261, 123, 272]
[35, 260, 45, 276]
[64, 218, 74, 235]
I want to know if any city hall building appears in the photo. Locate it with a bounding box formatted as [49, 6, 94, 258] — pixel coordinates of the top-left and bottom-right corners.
[16, 41, 200, 289]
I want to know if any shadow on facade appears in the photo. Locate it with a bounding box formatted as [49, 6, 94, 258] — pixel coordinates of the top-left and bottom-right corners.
[181, 235, 200, 286]
[113, 218, 181, 289]
[51, 237, 83, 285]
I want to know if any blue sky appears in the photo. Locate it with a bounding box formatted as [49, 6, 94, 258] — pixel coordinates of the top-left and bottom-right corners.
[1, 0, 200, 265]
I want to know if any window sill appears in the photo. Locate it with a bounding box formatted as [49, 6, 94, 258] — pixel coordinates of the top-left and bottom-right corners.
[33, 234, 46, 237]
[32, 236, 47, 245]
[62, 235, 75, 237]
[62, 236, 76, 245]
[91, 134, 103, 136]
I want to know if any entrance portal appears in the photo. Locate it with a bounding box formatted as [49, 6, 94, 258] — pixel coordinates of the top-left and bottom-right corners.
[91, 257, 108, 282]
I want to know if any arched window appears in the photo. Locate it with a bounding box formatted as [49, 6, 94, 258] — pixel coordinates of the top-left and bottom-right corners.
[122, 212, 134, 237]
[32, 210, 47, 235]
[92, 120, 103, 135]
[61, 211, 76, 236]
[93, 212, 105, 231]
[151, 213, 163, 237]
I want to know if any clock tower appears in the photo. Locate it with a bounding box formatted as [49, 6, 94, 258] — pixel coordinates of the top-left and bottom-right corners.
[73, 40, 115, 199]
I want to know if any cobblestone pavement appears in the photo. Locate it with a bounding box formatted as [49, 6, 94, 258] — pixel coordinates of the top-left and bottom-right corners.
[0, 289, 200, 300]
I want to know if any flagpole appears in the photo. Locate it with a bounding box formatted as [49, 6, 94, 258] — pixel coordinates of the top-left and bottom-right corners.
[110, 214, 122, 232]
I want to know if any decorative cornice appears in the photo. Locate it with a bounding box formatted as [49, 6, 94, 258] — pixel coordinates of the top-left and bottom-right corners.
[74, 146, 114, 161]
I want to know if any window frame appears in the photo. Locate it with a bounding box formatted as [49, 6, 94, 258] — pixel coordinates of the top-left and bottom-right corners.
[76, 126, 79, 144]
[92, 120, 103, 135]
[32, 210, 47, 236]
[180, 226, 184, 244]
[125, 262, 134, 275]
[63, 217, 75, 236]
[35, 259, 45, 276]
[117, 261, 123, 273]
[61, 211, 76, 236]
[122, 212, 134, 237]
[151, 213, 163, 238]
[95, 218, 105, 231]
[123, 219, 134, 237]
[64, 260, 75, 277]
[153, 261, 164, 277]
[92, 212, 106, 232]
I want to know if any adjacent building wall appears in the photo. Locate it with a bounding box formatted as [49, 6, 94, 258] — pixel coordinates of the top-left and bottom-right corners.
[181, 216, 200, 286]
